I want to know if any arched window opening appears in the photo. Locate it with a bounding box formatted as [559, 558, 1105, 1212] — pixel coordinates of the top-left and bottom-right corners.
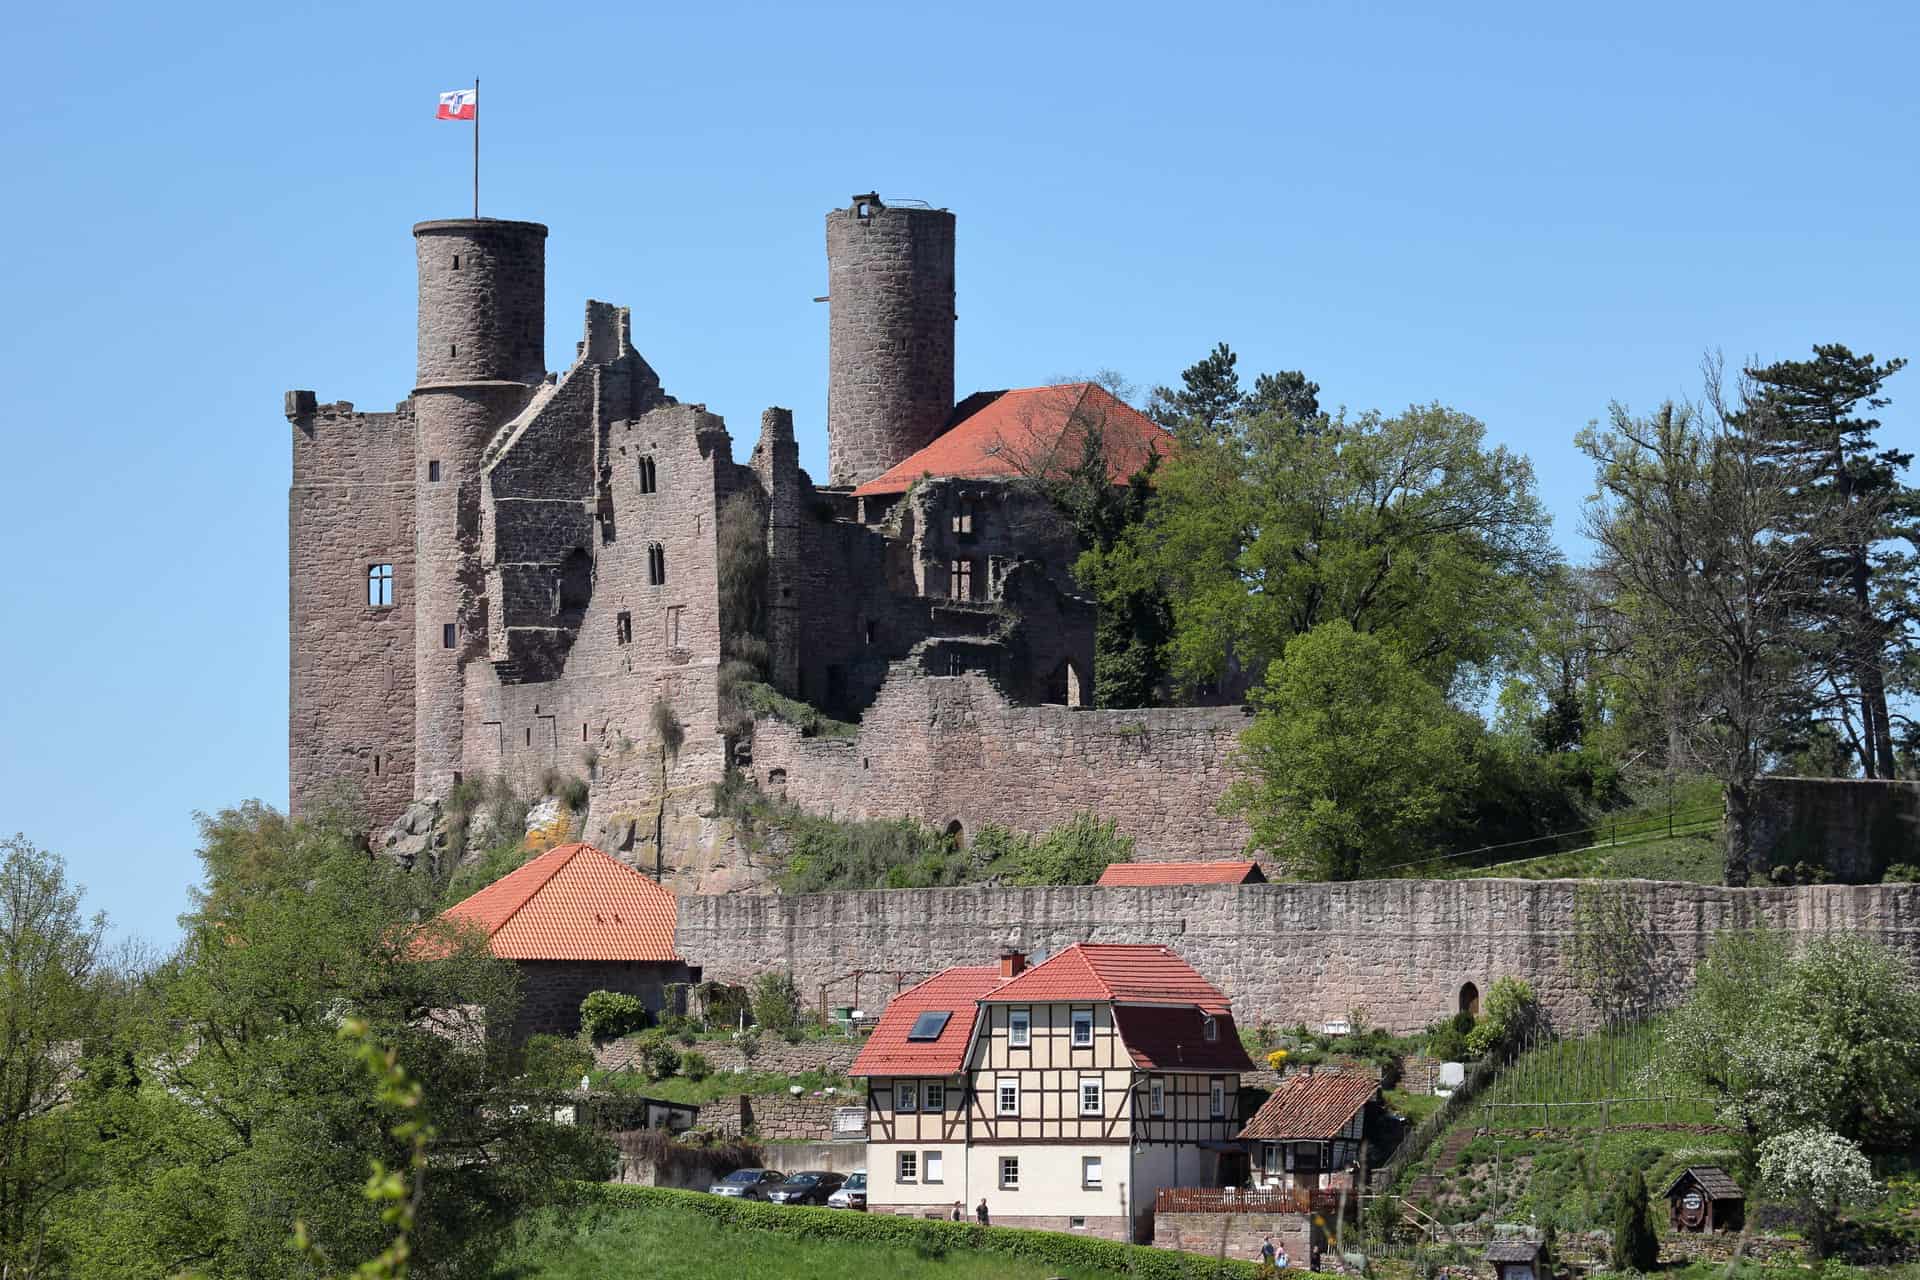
[1459, 982, 1481, 1017]
[638, 456, 657, 494]
[555, 548, 592, 622]
[647, 543, 666, 586]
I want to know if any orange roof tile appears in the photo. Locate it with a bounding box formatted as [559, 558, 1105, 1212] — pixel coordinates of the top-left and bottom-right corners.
[432, 843, 678, 962]
[850, 383, 1171, 497]
[850, 966, 1006, 1077]
[985, 943, 1233, 1014]
[1097, 861, 1267, 887]
[1236, 1070, 1380, 1141]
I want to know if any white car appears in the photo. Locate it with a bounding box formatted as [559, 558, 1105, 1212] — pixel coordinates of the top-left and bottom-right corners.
[826, 1170, 867, 1210]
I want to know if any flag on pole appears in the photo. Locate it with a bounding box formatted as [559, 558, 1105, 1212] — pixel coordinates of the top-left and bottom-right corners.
[436, 88, 477, 121]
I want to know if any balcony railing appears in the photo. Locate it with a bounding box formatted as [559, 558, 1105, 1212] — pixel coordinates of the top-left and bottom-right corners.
[1153, 1187, 1353, 1218]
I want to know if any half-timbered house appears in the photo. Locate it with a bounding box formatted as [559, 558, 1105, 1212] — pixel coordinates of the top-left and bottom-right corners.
[851, 943, 1252, 1242]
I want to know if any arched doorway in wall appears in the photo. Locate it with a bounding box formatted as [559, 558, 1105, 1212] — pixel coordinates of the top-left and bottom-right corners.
[1459, 982, 1481, 1017]
[945, 819, 965, 848]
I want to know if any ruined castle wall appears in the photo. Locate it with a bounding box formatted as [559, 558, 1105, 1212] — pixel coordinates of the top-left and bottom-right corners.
[1752, 776, 1920, 882]
[286, 396, 417, 824]
[750, 669, 1250, 855]
[675, 880, 1920, 1034]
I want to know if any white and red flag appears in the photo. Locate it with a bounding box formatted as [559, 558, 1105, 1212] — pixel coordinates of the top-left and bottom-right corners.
[436, 88, 477, 121]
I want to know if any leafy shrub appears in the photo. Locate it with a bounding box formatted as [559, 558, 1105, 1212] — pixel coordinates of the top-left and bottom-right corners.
[637, 1036, 681, 1081]
[680, 1050, 711, 1082]
[440, 837, 536, 909]
[650, 699, 684, 756]
[580, 990, 650, 1042]
[539, 766, 565, 797]
[590, 1184, 1261, 1278]
[1427, 1019, 1469, 1063]
[521, 1033, 595, 1089]
[751, 972, 803, 1037]
[1884, 863, 1920, 884]
[1465, 976, 1536, 1059]
[558, 774, 590, 811]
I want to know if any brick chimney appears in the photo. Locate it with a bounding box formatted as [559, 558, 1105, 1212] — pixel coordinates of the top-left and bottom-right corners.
[998, 950, 1026, 978]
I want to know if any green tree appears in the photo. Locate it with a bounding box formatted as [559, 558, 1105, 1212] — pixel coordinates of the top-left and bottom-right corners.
[1003, 813, 1134, 885]
[750, 972, 803, 1038]
[1137, 401, 1556, 698]
[0, 836, 107, 1278]
[1743, 344, 1913, 777]
[1225, 621, 1478, 878]
[52, 805, 609, 1279]
[1609, 1167, 1659, 1271]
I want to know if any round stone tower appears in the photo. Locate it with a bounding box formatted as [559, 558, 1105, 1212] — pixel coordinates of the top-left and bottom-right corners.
[410, 218, 547, 799]
[825, 194, 956, 488]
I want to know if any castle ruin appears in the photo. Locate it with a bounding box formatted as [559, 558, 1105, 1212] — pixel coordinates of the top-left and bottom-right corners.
[283, 196, 1250, 881]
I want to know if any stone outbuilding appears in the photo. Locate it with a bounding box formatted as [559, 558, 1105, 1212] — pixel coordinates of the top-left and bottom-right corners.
[1236, 1068, 1381, 1192]
[431, 841, 695, 1039]
[1486, 1239, 1545, 1280]
[1664, 1166, 1745, 1233]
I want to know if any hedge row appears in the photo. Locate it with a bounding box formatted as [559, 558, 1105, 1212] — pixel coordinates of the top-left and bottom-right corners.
[591, 1183, 1261, 1278]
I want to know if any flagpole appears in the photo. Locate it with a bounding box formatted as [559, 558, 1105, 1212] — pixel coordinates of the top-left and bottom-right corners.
[472, 77, 480, 220]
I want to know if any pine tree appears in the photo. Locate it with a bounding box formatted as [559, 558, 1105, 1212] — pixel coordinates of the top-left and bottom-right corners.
[1610, 1168, 1659, 1272]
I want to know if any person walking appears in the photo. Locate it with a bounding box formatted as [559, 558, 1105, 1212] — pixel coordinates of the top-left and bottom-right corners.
[1275, 1241, 1290, 1271]
[975, 1198, 990, 1226]
[950, 1201, 964, 1222]
[1259, 1234, 1277, 1267]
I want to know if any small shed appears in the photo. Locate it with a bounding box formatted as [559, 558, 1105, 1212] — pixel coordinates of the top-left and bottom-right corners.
[1486, 1240, 1544, 1280]
[1664, 1166, 1744, 1233]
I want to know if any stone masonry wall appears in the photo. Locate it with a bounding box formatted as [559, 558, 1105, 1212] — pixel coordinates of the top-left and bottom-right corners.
[1752, 776, 1920, 883]
[1154, 1211, 1311, 1263]
[750, 668, 1251, 856]
[285, 395, 418, 823]
[675, 879, 1920, 1035]
[513, 958, 695, 1040]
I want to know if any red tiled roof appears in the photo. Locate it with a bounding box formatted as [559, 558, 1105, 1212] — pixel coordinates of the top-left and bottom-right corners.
[1097, 861, 1266, 887]
[850, 383, 1171, 497]
[984, 943, 1233, 1014]
[850, 966, 1006, 1077]
[1112, 1006, 1255, 1071]
[1236, 1070, 1380, 1141]
[431, 842, 678, 962]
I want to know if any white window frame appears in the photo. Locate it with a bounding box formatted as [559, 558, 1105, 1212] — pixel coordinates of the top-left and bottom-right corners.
[996, 1077, 1019, 1116]
[1079, 1076, 1103, 1116]
[1149, 1076, 1165, 1117]
[1082, 1156, 1103, 1189]
[897, 1082, 918, 1112]
[1008, 1009, 1030, 1048]
[999, 1156, 1020, 1190]
[1202, 1014, 1218, 1042]
[1071, 1010, 1093, 1047]
[1210, 1077, 1226, 1119]
[923, 1150, 943, 1184]
[897, 1150, 918, 1183]
[924, 1081, 945, 1111]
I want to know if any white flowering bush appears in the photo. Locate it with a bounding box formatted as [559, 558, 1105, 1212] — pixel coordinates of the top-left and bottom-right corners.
[1758, 1126, 1880, 1256]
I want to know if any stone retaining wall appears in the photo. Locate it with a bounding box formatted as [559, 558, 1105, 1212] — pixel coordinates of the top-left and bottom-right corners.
[675, 879, 1920, 1033]
[1154, 1211, 1311, 1264]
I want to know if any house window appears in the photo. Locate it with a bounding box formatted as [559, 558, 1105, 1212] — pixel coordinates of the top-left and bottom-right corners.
[897, 1082, 918, 1113]
[1149, 1077, 1165, 1117]
[951, 501, 974, 537]
[999, 1157, 1019, 1190]
[923, 1150, 943, 1184]
[1070, 1216, 1087, 1230]
[442, 623, 456, 649]
[367, 564, 393, 607]
[1202, 1015, 1218, 1042]
[1210, 1077, 1226, 1119]
[897, 1150, 917, 1183]
[996, 1077, 1018, 1116]
[1079, 1077, 1102, 1116]
[949, 559, 974, 600]
[616, 611, 632, 645]
[638, 456, 657, 494]
[924, 1082, 945, 1111]
[1082, 1157, 1102, 1189]
[647, 543, 666, 585]
[1071, 1011, 1093, 1047]
[1008, 1010, 1030, 1048]
[427, 460, 441, 482]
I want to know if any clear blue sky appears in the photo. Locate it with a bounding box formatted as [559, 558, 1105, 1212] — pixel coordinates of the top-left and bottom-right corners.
[2, 0, 1913, 944]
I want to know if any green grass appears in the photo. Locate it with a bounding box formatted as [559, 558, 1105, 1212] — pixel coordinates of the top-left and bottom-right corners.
[588, 1066, 854, 1106]
[1477, 1016, 1716, 1127]
[741, 681, 860, 738]
[493, 1203, 1138, 1280]
[1451, 829, 1723, 883]
[1383, 1089, 1445, 1127]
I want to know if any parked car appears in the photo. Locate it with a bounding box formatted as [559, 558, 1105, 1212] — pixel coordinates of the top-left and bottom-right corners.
[767, 1170, 847, 1206]
[826, 1170, 867, 1210]
[708, 1168, 785, 1199]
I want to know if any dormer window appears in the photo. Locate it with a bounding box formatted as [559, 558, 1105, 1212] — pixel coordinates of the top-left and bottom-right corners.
[1202, 1015, 1218, 1042]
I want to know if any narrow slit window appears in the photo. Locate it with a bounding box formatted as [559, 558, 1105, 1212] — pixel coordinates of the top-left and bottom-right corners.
[638, 456, 657, 494]
[372, 754, 381, 776]
[451, 254, 460, 269]
[367, 564, 393, 607]
[616, 610, 632, 645]
[442, 623, 456, 649]
[648, 543, 666, 586]
[428, 460, 441, 482]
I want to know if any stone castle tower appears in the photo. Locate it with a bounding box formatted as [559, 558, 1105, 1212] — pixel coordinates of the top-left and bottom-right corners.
[410, 219, 549, 799]
[825, 194, 956, 488]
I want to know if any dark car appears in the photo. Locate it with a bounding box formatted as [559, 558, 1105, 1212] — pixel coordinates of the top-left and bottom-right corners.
[708, 1167, 786, 1200]
[766, 1170, 847, 1206]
